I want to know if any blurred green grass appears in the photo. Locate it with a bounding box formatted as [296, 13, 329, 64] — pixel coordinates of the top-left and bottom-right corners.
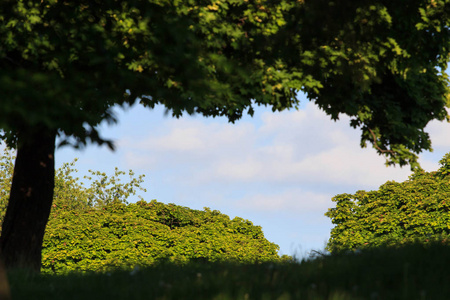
[9, 241, 450, 300]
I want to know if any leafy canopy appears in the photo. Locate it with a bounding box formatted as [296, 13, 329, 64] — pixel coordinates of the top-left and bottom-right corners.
[1, 1, 450, 166]
[326, 152, 450, 253]
[0, 0, 298, 147]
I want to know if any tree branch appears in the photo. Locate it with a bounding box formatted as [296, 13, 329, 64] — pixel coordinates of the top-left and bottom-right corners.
[368, 128, 395, 154]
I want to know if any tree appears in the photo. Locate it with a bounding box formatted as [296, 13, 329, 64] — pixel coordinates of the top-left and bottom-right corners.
[0, 150, 147, 214]
[42, 200, 283, 274]
[1, 0, 449, 271]
[325, 152, 450, 253]
[53, 159, 147, 209]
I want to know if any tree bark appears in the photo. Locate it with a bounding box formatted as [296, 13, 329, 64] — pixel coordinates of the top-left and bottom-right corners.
[0, 129, 56, 272]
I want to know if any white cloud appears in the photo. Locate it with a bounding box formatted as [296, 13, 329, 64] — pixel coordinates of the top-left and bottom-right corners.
[235, 188, 333, 216]
[140, 118, 256, 153]
[214, 158, 264, 181]
[122, 118, 257, 169]
[152, 126, 207, 151]
[424, 119, 450, 150]
[408, 113, 450, 172]
[122, 102, 413, 192]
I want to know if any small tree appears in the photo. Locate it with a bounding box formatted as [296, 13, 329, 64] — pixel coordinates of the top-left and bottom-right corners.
[326, 152, 450, 252]
[0, 148, 147, 213]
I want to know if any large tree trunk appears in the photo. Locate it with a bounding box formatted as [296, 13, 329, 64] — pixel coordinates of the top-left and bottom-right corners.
[0, 129, 56, 272]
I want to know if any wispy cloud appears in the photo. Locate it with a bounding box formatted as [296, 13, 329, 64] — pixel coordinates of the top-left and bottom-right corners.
[123, 103, 413, 195]
[235, 188, 333, 215]
[423, 119, 450, 152]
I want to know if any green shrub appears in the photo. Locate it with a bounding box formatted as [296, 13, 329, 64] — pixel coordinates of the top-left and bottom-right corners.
[326, 152, 450, 252]
[42, 200, 281, 274]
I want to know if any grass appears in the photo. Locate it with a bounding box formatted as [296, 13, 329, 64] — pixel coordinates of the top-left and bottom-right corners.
[8, 242, 450, 300]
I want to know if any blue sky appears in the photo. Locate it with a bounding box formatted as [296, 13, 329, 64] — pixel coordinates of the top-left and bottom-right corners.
[35, 93, 450, 258]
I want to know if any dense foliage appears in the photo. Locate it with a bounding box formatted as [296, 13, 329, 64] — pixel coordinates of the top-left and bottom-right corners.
[1, 0, 449, 166]
[0, 0, 302, 147]
[42, 200, 282, 274]
[0, 149, 282, 274]
[326, 152, 450, 252]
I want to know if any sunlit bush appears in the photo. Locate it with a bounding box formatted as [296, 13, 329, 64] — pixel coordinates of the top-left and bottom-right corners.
[326, 152, 450, 252]
[42, 200, 281, 274]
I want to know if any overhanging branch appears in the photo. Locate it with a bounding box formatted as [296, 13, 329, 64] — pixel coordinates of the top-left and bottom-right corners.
[368, 128, 395, 154]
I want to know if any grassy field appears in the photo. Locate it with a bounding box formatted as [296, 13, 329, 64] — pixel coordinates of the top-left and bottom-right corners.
[8, 242, 450, 300]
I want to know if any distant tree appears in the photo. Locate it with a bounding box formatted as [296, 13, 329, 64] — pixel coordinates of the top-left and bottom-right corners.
[54, 160, 147, 210]
[0, 149, 146, 213]
[1, 0, 450, 271]
[326, 152, 450, 252]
